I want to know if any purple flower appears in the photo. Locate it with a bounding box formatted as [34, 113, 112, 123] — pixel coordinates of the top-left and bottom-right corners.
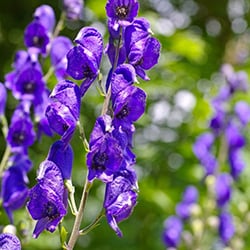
[87, 133, 124, 182]
[27, 160, 67, 238]
[50, 36, 73, 80]
[219, 212, 234, 245]
[47, 140, 73, 180]
[7, 106, 36, 153]
[24, 21, 50, 55]
[162, 216, 183, 248]
[46, 80, 81, 144]
[215, 173, 231, 208]
[13, 63, 45, 105]
[113, 85, 146, 124]
[63, 0, 84, 20]
[0, 82, 7, 116]
[67, 27, 103, 96]
[106, 0, 139, 26]
[0, 233, 21, 250]
[1, 153, 31, 223]
[176, 185, 198, 220]
[193, 132, 218, 176]
[110, 64, 137, 97]
[125, 18, 161, 80]
[33, 5, 56, 33]
[104, 169, 138, 237]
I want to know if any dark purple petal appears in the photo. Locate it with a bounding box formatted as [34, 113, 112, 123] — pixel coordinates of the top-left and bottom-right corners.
[106, 0, 139, 26]
[74, 27, 103, 66]
[111, 64, 137, 98]
[36, 160, 65, 197]
[34, 5, 56, 33]
[24, 21, 50, 54]
[106, 38, 126, 66]
[50, 80, 81, 120]
[47, 140, 73, 180]
[45, 101, 77, 143]
[113, 85, 146, 123]
[215, 173, 232, 207]
[27, 184, 67, 238]
[106, 190, 137, 237]
[125, 17, 151, 49]
[63, 0, 84, 20]
[219, 212, 234, 245]
[87, 135, 124, 182]
[209, 108, 226, 134]
[14, 66, 45, 105]
[104, 169, 138, 208]
[89, 115, 113, 148]
[0, 233, 21, 250]
[0, 82, 7, 116]
[162, 216, 183, 248]
[67, 45, 99, 81]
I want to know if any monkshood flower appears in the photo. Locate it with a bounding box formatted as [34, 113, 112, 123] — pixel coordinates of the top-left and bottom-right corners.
[193, 132, 218, 176]
[125, 18, 161, 80]
[7, 106, 36, 153]
[87, 130, 124, 182]
[24, 20, 50, 55]
[112, 85, 146, 124]
[0, 82, 7, 116]
[110, 64, 137, 97]
[63, 0, 84, 21]
[209, 107, 226, 135]
[33, 5, 56, 34]
[104, 169, 138, 237]
[218, 212, 234, 245]
[46, 80, 81, 145]
[47, 140, 73, 180]
[106, 0, 139, 26]
[162, 216, 183, 248]
[215, 173, 232, 208]
[50, 36, 73, 80]
[27, 160, 67, 238]
[0, 233, 21, 250]
[1, 153, 32, 223]
[67, 27, 103, 96]
[176, 185, 198, 220]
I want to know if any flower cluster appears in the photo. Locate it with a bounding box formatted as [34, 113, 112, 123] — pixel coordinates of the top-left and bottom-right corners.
[0, 0, 160, 248]
[193, 64, 250, 245]
[162, 186, 199, 248]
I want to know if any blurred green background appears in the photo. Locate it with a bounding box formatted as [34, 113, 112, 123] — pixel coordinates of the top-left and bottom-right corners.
[1, 0, 250, 249]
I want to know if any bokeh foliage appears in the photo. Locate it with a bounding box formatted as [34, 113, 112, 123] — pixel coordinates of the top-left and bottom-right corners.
[1, 0, 250, 249]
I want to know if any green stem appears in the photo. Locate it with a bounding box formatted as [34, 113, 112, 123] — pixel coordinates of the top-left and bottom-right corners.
[77, 121, 89, 152]
[0, 115, 10, 177]
[79, 209, 105, 235]
[65, 179, 78, 215]
[66, 175, 92, 250]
